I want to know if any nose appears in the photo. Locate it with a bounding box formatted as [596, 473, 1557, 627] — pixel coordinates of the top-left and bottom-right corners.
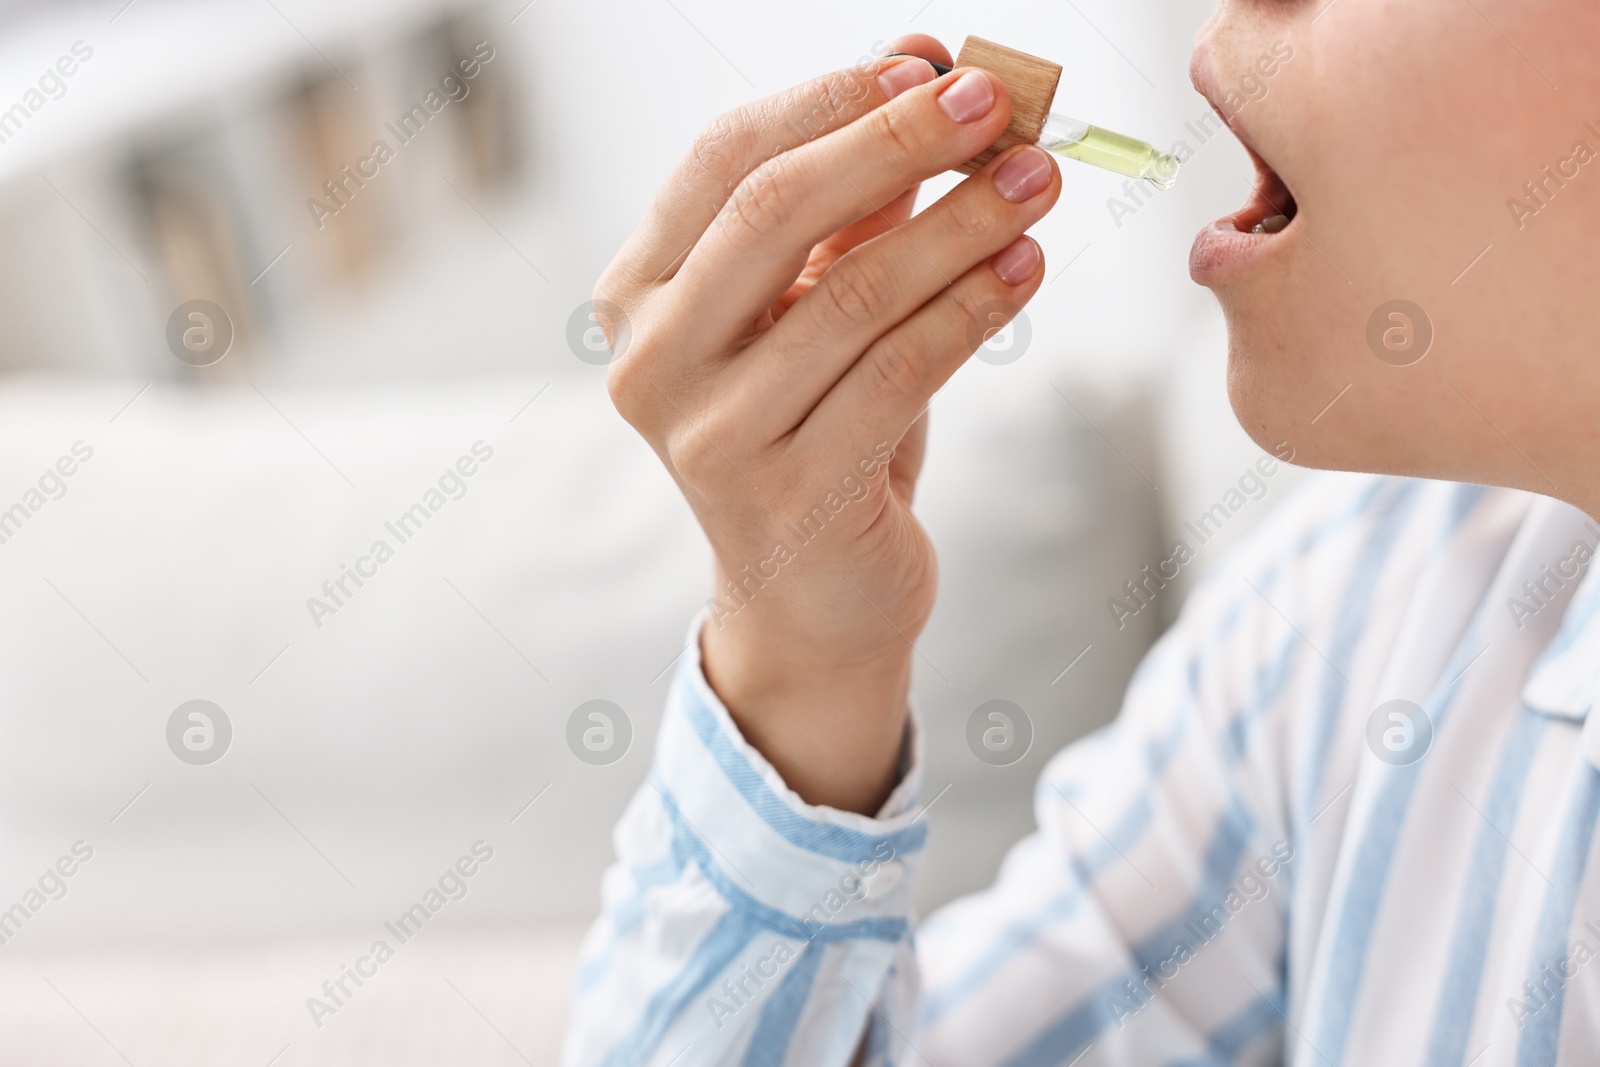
[1189, 7, 1227, 95]
[1188, 38, 1219, 107]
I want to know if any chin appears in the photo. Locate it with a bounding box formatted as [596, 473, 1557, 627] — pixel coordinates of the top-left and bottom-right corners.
[1222, 313, 1309, 460]
[1216, 299, 1376, 478]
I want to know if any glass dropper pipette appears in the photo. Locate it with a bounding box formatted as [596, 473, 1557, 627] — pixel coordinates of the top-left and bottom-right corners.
[901, 56, 1182, 190]
[1036, 112, 1180, 190]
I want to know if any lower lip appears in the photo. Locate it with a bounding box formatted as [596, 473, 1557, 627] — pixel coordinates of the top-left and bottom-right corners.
[1189, 220, 1289, 286]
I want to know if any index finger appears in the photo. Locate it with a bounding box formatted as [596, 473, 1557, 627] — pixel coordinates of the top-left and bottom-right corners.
[601, 37, 952, 299]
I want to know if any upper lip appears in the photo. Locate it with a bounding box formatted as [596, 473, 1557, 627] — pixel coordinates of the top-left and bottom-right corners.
[1188, 47, 1298, 228]
[1189, 48, 1264, 161]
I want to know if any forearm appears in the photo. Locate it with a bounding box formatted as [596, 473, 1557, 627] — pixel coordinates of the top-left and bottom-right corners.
[701, 617, 914, 815]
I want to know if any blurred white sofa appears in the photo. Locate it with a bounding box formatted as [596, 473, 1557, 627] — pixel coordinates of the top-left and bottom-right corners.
[0, 350, 1184, 1063]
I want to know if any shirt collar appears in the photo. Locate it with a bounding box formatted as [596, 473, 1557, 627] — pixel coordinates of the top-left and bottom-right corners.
[1522, 534, 1600, 721]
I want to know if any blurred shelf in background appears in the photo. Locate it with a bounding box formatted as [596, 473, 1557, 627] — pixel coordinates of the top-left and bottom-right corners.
[0, 0, 527, 381]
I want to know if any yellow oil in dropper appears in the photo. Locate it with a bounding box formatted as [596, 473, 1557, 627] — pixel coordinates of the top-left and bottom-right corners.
[891, 52, 1182, 190]
[1037, 114, 1180, 190]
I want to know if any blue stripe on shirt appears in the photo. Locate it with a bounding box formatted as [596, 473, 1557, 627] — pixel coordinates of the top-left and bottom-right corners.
[920, 510, 1332, 1036]
[1517, 764, 1600, 1067]
[920, 712, 1191, 1028]
[596, 790, 911, 1065]
[1296, 479, 1430, 827]
[1221, 635, 1296, 768]
[741, 941, 827, 1067]
[1167, 984, 1286, 1066]
[679, 684, 928, 863]
[1312, 613, 1490, 1065]
[1000, 798, 1259, 1067]
[577, 853, 688, 992]
[599, 906, 760, 1067]
[655, 785, 909, 946]
[1422, 707, 1547, 1067]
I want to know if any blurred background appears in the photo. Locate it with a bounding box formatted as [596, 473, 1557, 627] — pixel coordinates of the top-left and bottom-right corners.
[0, 0, 1304, 1062]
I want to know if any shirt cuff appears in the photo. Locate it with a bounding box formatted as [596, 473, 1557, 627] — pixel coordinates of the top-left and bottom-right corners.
[648, 609, 927, 925]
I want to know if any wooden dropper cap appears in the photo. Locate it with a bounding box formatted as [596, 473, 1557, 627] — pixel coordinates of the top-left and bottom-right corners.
[949, 36, 1063, 175]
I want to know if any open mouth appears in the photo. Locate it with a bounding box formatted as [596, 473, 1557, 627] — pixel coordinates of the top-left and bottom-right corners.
[1188, 52, 1300, 237]
[1229, 140, 1298, 236]
[1187, 52, 1302, 283]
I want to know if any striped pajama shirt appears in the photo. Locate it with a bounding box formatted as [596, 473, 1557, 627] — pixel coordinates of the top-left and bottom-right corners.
[564, 472, 1600, 1066]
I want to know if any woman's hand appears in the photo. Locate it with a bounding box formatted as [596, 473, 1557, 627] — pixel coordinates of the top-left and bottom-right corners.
[597, 35, 1061, 814]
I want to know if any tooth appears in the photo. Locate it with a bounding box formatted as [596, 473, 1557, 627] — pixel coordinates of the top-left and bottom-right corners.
[1255, 214, 1289, 234]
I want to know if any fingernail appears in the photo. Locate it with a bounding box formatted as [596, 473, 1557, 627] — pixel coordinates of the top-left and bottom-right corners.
[877, 58, 935, 100]
[992, 237, 1040, 286]
[993, 147, 1053, 203]
[937, 70, 995, 123]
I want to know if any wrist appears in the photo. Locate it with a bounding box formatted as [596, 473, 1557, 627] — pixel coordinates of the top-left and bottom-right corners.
[700, 616, 913, 815]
